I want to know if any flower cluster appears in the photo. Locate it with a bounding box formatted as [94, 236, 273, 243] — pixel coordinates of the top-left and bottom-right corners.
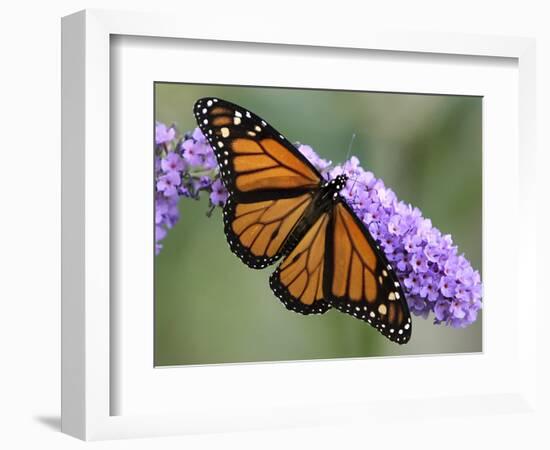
[154, 123, 227, 254]
[326, 157, 482, 328]
[297, 144, 332, 173]
[154, 121, 482, 328]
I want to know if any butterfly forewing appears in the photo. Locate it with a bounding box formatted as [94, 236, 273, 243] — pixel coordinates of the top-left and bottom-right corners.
[194, 98, 324, 269]
[194, 98, 322, 199]
[325, 201, 412, 344]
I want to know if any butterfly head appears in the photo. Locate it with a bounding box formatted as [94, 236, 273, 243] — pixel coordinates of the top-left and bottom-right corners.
[322, 174, 349, 201]
[328, 174, 348, 191]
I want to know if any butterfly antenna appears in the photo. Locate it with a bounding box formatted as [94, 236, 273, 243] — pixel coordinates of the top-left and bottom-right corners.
[344, 133, 359, 195]
[350, 175, 359, 196]
[345, 132, 356, 162]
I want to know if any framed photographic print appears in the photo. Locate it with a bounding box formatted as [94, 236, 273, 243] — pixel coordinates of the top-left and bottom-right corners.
[153, 84, 482, 366]
[61, 9, 538, 441]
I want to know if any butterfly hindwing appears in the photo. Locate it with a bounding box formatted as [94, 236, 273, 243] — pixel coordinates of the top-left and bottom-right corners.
[325, 200, 412, 344]
[222, 193, 314, 269]
[269, 212, 332, 315]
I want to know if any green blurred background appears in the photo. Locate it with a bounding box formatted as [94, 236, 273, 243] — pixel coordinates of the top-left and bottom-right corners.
[154, 83, 482, 367]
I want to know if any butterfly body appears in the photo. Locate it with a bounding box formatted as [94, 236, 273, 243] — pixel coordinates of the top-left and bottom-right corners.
[278, 174, 349, 256]
[194, 98, 412, 344]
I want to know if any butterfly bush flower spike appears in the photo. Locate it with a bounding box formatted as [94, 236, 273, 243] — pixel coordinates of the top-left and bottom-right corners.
[154, 123, 225, 254]
[323, 155, 483, 329]
[154, 121, 482, 329]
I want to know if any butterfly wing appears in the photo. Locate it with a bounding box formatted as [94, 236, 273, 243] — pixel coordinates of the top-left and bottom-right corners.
[194, 98, 322, 198]
[193, 98, 410, 330]
[223, 193, 315, 269]
[269, 212, 332, 315]
[325, 200, 412, 344]
[194, 98, 323, 269]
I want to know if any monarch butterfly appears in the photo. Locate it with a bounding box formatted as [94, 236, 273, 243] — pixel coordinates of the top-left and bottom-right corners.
[194, 98, 412, 344]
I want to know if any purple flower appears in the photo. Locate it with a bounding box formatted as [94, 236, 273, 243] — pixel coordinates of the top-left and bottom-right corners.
[359, 171, 376, 189]
[377, 186, 395, 208]
[394, 252, 410, 272]
[435, 297, 476, 327]
[180, 129, 216, 169]
[156, 195, 179, 228]
[403, 235, 421, 253]
[434, 300, 450, 321]
[156, 224, 167, 242]
[202, 150, 218, 170]
[191, 175, 212, 194]
[155, 122, 176, 145]
[181, 139, 206, 167]
[192, 127, 207, 144]
[155, 225, 168, 255]
[355, 190, 371, 211]
[419, 277, 440, 302]
[449, 300, 467, 320]
[439, 276, 456, 298]
[454, 283, 471, 301]
[387, 214, 411, 236]
[424, 243, 443, 264]
[364, 202, 383, 224]
[161, 152, 185, 173]
[298, 144, 331, 172]
[210, 179, 228, 206]
[409, 296, 431, 319]
[404, 273, 421, 295]
[410, 252, 429, 273]
[156, 172, 181, 197]
[457, 266, 477, 287]
[367, 222, 380, 240]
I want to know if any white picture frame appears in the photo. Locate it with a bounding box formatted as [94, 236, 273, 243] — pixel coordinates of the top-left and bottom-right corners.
[61, 9, 538, 441]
